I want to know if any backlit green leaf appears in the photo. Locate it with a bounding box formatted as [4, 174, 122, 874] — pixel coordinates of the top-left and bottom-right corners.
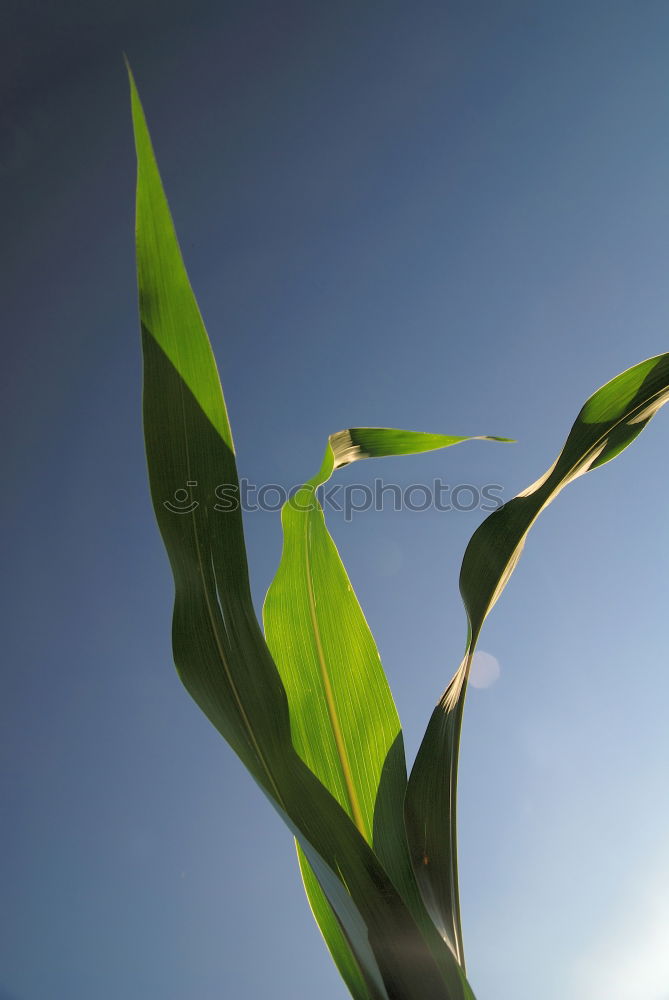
[264, 428, 508, 995]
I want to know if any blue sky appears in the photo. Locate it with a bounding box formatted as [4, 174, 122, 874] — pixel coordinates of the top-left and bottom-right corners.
[3, 3, 669, 998]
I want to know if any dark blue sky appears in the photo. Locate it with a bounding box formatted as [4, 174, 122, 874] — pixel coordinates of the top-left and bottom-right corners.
[3, 3, 669, 998]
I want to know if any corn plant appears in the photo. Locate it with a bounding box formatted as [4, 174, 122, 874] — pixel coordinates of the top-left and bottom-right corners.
[129, 68, 669, 1000]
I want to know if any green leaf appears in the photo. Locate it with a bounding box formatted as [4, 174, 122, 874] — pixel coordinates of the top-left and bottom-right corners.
[129, 65, 477, 1000]
[297, 841, 375, 1000]
[263, 428, 509, 996]
[405, 353, 669, 968]
[264, 427, 506, 848]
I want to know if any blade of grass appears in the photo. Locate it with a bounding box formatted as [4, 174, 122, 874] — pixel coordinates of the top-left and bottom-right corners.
[129, 65, 478, 1000]
[297, 841, 375, 1000]
[405, 353, 669, 968]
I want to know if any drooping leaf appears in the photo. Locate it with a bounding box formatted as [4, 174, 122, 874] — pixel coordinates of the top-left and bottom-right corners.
[129, 65, 477, 1000]
[405, 353, 669, 968]
[264, 428, 509, 996]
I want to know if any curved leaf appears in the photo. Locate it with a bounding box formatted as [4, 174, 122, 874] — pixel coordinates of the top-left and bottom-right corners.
[405, 353, 669, 968]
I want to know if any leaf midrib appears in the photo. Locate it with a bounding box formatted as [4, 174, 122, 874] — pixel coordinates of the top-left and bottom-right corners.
[303, 510, 369, 841]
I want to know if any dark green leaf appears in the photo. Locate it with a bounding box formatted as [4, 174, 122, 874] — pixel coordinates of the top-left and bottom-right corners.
[406, 353, 669, 968]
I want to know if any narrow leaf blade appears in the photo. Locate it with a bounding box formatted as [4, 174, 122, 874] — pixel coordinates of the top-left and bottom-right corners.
[406, 353, 669, 967]
[297, 843, 376, 1000]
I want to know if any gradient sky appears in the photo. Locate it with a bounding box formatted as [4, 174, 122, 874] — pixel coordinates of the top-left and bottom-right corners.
[3, 3, 669, 999]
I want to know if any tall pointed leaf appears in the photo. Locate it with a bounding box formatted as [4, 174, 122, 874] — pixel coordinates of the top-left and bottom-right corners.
[406, 353, 669, 968]
[129, 66, 477, 1000]
[264, 429, 508, 996]
[265, 427, 508, 855]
